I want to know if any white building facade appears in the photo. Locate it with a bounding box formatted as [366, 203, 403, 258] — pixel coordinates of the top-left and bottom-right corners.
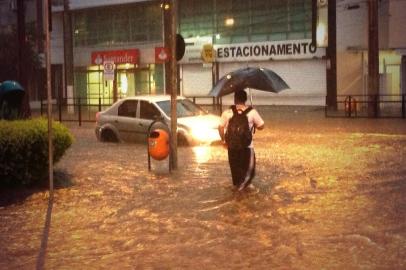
[49, 0, 328, 106]
[337, 0, 406, 101]
[2, 0, 404, 107]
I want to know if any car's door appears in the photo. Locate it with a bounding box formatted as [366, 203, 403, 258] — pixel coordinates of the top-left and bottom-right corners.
[115, 99, 139, 142]
[137, 100, 163, 142]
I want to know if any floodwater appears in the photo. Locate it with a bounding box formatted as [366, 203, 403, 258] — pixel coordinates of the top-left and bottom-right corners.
[1, 108, 406, 269]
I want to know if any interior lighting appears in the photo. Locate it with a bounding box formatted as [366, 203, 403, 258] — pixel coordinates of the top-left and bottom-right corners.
[225, 18, 234, 26]
[316, 22, 327, 47]
[215, 34, 221, 40]
[192, 146, 211, 163]
[120, 74, 128, 94]
[160, 3, 170, 10]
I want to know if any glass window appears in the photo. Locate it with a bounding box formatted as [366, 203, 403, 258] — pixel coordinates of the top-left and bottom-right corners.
[74, 64, 165, 104]
[156, 99, 207, 118]
[118, 100, 138, 117]
[140, 101, 161, 120]
[73, 2, 161, 47]
[179, 0, 312, 44]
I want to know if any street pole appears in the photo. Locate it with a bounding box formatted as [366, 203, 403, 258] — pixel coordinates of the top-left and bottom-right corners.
[326, 0, 337, 110]
[368, 0, 379, 117]
[63, 0, 74, 104]
[170, 0, 178, 170]
[17, 0, 31, 118]
[17, 0, 25, 84]
[44, 0, 53, 197]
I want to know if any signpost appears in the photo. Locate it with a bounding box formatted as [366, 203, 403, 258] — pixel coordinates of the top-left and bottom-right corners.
[44, 0, 53, 197]
[103, 60, 115, 81]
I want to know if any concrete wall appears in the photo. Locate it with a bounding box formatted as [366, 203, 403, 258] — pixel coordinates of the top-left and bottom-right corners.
[388, 1, 406, 48]
[50, 13, 64, 64]
[336, 0, 406, 97]
[181, 59, 326, 106]
[336, 0, 368, 95]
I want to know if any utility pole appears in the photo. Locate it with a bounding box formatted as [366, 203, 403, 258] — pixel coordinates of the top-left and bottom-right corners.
[36, 0, 43, 52]
[17, 0, 31, 118]
[17, 0, 25, 82]
[170, 0, 178, 170]
[63, 0, 74, 103]
[162, 0, 171, 94]
[326, 0, 337, 109]
[368, 0, 379, 117]
[44, 0, 53, 197]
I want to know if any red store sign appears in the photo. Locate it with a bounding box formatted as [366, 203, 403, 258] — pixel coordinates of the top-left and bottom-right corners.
[155, 47, 170, 63]
[91, 49, 140, 65]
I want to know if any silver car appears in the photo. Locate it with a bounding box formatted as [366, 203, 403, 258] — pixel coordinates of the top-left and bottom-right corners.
[95, 95, 221, 145]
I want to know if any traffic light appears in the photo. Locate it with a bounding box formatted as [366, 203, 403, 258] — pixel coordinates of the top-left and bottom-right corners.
[176, 34, 185, 61]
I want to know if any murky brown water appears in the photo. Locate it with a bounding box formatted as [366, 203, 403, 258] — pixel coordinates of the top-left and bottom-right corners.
[1, 108, 406, 269]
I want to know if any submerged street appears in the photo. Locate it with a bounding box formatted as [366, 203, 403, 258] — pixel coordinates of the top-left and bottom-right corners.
[1, 107, 405, 269]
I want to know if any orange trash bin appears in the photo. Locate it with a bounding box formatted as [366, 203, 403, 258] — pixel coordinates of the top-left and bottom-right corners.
[148, 129, 170, 160]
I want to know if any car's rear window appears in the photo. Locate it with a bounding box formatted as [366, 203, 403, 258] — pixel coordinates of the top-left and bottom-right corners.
[156, 99, 207, 118]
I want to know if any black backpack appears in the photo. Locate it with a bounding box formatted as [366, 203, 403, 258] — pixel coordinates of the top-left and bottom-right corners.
[225, 105, 253, 149]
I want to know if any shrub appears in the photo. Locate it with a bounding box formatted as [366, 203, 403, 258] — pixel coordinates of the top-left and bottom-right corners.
[0, 118, 74, 187]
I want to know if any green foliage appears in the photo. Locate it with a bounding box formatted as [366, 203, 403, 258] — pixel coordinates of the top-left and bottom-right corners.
[0, 118, 74, 187]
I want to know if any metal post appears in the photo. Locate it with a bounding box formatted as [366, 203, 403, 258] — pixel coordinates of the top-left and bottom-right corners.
[375, 94, 379, 118]
[40, 97, 44, 116]
[349, 96, 353, 117]
[311, 0, 317, 46]
[169, 0, 178, 170]
[58, 94, 62, 122]
[78, 97, 82, 126]
[326, 0, 337, 110]
[44, 0, 53, 197]
[63, 0, 74, 105]
[113, 69, 118, 103]
[402, 95, 405, 118]
[368, 0, 379, 117]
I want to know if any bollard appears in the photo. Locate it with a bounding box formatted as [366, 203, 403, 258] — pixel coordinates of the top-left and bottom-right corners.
[345, 96, 357, 117]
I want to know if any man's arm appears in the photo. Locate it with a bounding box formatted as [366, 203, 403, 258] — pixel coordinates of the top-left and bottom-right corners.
[253, 109, 265, 131]
[218, 125, 225, 141]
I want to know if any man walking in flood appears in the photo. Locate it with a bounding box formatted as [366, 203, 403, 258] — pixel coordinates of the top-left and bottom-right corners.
[218, 90, 265, 191]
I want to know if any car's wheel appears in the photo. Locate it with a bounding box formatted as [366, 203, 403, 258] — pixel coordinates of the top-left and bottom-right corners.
[101, 129, 118, 142]
[177, 133, 189, 146]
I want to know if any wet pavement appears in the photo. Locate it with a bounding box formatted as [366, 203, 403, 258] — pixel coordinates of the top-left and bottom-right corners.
[1, 107, 406, 269]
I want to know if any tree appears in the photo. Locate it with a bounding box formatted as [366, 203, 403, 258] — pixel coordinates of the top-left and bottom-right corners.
[0, 29, 41, 118]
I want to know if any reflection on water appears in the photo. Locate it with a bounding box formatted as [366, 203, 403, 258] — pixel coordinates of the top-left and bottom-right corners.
[1, 119, 406, 269]
[192, 145, 212, 163]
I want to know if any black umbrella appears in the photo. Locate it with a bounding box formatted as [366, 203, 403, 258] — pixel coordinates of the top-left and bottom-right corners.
[208, 67, 289, 97]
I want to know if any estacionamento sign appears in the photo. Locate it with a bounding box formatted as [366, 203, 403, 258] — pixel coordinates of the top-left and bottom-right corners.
[180, 39, 325, 63]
